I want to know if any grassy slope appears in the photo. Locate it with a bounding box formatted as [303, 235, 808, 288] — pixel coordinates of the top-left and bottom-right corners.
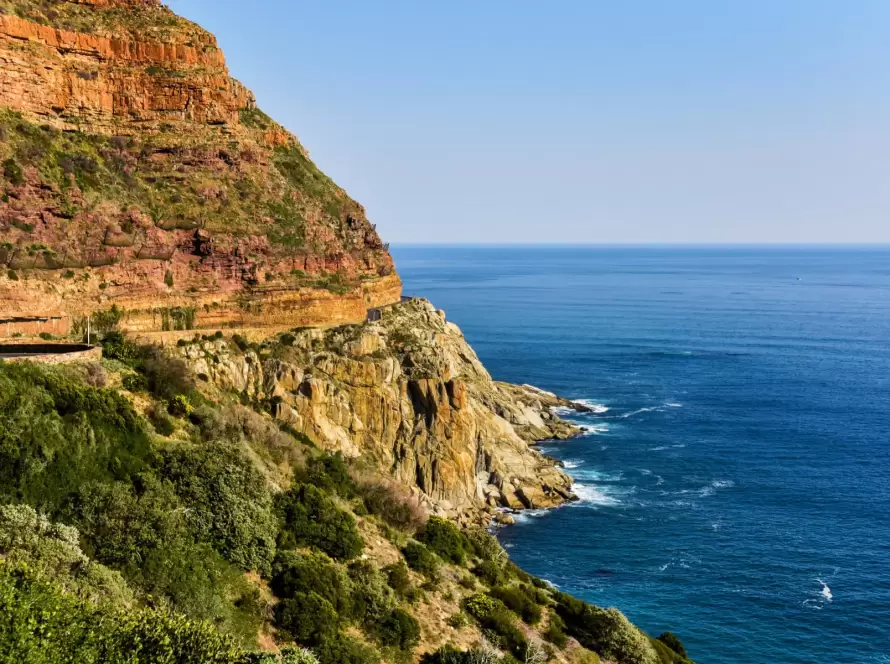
[0, 335, 694, 664]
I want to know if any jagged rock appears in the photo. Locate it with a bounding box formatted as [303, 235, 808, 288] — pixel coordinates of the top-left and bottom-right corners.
[183, 299, 582, 518]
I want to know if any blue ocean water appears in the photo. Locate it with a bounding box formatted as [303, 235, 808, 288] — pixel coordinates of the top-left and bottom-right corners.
[391, 246, 890, 664]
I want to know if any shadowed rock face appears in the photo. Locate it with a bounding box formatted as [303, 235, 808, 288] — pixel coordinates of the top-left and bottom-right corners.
[0, 0, 398, 330]
[182, 299, 583, 519]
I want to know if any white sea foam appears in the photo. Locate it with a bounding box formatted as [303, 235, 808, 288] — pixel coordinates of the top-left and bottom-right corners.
[817, 579, 833, 601]
[578, 423, 610, 435]
[639, 469, 652, 475]
[550, 406, 575, 416]
[562, 459, 584, 469]
[572, 483, 620, 506]
[698, 479, 734, 497]
[522, 384, 557, 398]
[572, 398, 610, 414]
[666, 402, 683, 408]
[573, 468, 623, 482]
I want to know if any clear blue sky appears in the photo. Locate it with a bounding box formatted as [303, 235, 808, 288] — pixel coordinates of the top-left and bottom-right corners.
[174, 1, 889, 244]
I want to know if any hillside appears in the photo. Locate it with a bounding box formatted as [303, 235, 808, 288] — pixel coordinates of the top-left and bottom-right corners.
[0, 2, 696, 664]
[0, 0, 399, 334]
[0, 347, 693, 664]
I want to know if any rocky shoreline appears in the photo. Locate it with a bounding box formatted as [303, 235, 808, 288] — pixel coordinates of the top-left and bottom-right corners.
[179, 298, 588, 524]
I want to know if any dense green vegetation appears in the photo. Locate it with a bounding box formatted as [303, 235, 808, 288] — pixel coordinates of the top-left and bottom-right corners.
[0, 108, 363, 262]
[0, 353, 692, 664]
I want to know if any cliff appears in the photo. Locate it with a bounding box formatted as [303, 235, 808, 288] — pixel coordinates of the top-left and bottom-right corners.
[180, 298, 583, 519]
[0, 0, 399, 333]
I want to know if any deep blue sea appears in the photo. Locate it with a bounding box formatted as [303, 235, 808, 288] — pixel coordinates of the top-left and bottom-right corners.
[392, 246, 890, 664]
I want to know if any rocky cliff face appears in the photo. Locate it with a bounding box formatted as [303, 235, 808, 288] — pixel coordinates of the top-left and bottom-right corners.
[0, 0, 398, 331]
[181, 299, 583, 518]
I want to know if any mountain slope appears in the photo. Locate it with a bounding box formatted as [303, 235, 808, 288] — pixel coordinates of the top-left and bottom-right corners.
[0, 0, 399, 333]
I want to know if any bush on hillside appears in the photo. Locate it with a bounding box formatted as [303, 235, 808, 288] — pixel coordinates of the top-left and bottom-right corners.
[312, 631, 380, 664]
[0, 561, 240, 663]
[657, 632, 688, 659]
[489, 584, 543, 624]
[473, 559, 510, 587]
[0, 503, 133, 607]
[302, 452, 356, 497]
[466, 528, 507, 564]
[416, 516, 469, 565]
[543, 613, 569, 648]
[271, 551, 352, 615]
[383, 560, 412, 597]
[402, 540, 439, 579]
[348, 559, 396, 625]
[359, 480, 426, 532]
[276, 483, 363, 560]
[274, 592, 339, 644]
[158, 442, 278, 576]
[553, 591, 659, 664]
[64, 477, 264, 645]
[0, 362, 151, 510]
[375, 607, 420, 649]
[463, 593, 528, 657]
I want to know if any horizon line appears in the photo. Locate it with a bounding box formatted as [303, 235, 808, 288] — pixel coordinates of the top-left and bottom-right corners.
[389, 241, 890, 248]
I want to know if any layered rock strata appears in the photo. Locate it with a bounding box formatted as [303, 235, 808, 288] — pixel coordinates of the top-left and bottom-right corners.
[0, 0, 398, 331]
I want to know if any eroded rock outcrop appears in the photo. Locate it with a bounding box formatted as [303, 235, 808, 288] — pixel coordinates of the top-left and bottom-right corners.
[181, 299, 584, 518]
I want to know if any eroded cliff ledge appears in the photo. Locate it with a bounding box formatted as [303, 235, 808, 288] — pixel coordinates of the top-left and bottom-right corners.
[0, 0, 398, 333]
[180, 299, 584, 518]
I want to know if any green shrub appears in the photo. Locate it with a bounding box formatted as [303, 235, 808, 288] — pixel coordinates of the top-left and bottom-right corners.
[150, 407, 176, 435]
[100, 331, 140, 364]
[474, 559, 509, 587]
[419, 645, 473, 664]
[651, 638, 690, 664]
[274, 592, 339, 644]
[489, 584, 542, 624]
[348, 559, 396, 625]
[553, 592, 659, 664]
[463, 593, 527, 657]
[375, 607, 420, 649]
[417, 516, 468, 565]
[0, 561, 241, 663]
[280, 333, 296, 346]
[312, 631, 379, 664]
[463, 593, 503, 622]
[276, 483, 363, 560]
[158, 443, 278, 576]
[0, 503, 133, 607]
[271, 550, 352, 615]
[543, 613, 568, 648]
[3, 157, 24, 185]
[0, 363, 151, 510]
[446, 612, 470, 628]
[122, 372, 148, 392]
[302, 452, 356, 497]
[63, 478, 264, 645]
[657, 632, 688, 659]
[6, 269, 18, 281]
[402, 540, 439, 578]
[383, 561, 412, 596]
[168, 394, 193, 417]
[467, 528, 507, 563]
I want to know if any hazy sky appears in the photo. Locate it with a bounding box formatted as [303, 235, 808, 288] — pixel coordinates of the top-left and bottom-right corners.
[174, 1, 890, 244]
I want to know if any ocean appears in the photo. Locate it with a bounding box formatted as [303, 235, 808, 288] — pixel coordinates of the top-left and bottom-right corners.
[391, 245, 890, 664]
